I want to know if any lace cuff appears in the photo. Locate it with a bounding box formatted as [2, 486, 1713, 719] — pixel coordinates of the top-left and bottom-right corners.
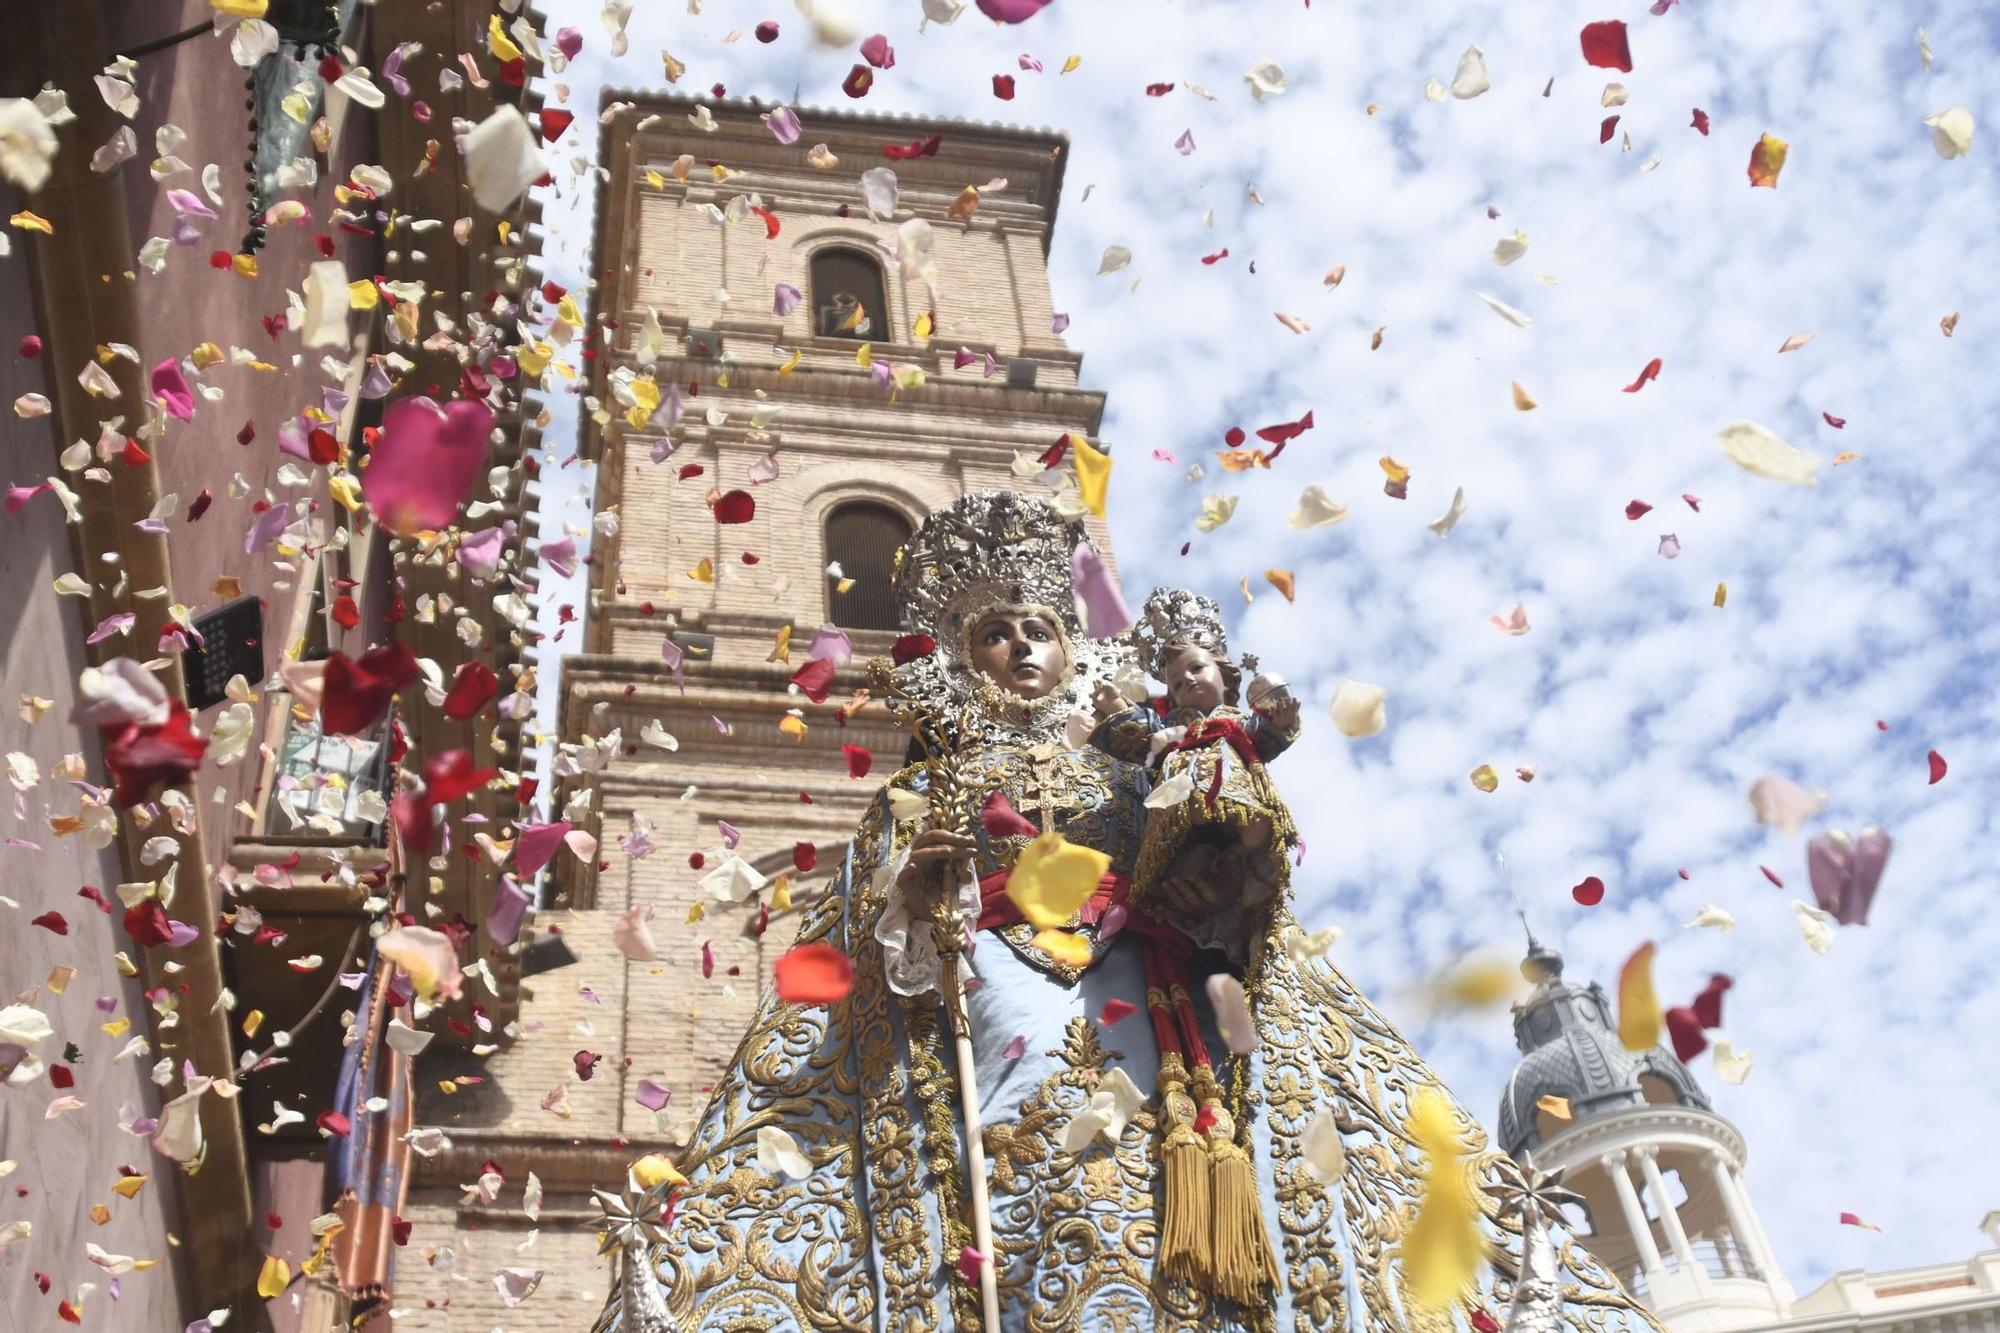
[873, 831, 980, 998]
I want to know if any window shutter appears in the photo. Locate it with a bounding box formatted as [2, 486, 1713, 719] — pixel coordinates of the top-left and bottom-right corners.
[181, 597, 266, 711]
[825, 503, 913, 631]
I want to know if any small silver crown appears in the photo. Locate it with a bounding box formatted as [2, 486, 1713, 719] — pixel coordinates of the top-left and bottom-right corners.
[1131, 587, 1229, 680]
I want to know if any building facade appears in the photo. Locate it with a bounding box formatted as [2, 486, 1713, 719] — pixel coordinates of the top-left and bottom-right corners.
[389, 96, 1115, 1325]
[1499, 941, 2000, 1333]
[1, 2, 543, 1327]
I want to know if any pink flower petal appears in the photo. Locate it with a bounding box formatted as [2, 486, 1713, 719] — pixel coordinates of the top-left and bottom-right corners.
[361, 396, 496, 537]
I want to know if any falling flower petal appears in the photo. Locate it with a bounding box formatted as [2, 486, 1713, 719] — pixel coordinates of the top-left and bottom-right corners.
[1244, 59, 1287, 100]
[1748, 775, 1827, 835]
[1924, 107, 1974, 159]
[1005, 833, 1111, 929]
[1490, 602, 1530, 636]
[1097, 245, 1132, 276]
[1071, 541, 1132, 637]
[1328, 676, 1392, 736]
[1572, 876, 1606, 907]
[1622, 357, 1662, 392]
[1469, 765, 1499, 793]
[378, 925, 463, 1002]
[1928, 749, 1947, 784]
[1712, 1039, 1753, 1084]
[1580, 20, 1633, 73]
[1719, 420, 1819, 486]
[1207, 974, 1257, 1053]
[1303, 1110, 1346, 1183]
[757, 1125, 813, 1179]
[775, 943, 855, 1005]
[1403, 1087, 1485, 1308]
[1476, 292, 1532, 328]
[1748, 132, 1788, 187]
[1616, 941, 1662, 1051]
[1449, 46, 1490, 100]
[1792, 900, 1836, 955]
[363, 396, 495, 536]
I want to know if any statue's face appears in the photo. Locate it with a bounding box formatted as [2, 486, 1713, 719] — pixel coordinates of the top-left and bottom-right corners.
[1164, 645, 1225, 714]
[969, 609, 1069, 701]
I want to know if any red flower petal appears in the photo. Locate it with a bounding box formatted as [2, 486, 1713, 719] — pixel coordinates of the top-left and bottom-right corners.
[842, 744, 873, 779]
[793, 842, 817, 873]
[1683, 494, 1702, 511]
[442, 661, 499, 721]
[774, 942, 855, 1005]
[860, 33, 895, 68]
[1691, 973, 1731, 1029]
[1759, 865, 1785, 888]
[1255, 409, 1313, 446]
[422, 749, 498, 804]
[103, 703, 208, 807]
[1580, 20, 1633, 73]
[574, 1050, 602, 1081]
[1146, 81, 1175, 96]
[1621, 357, 1662, 392]
[992, 74, 1016, 101]
[890, 633, 936, 665]
[754, 20, 779, 42]
[538, 109, 574, 142]
[1625, 500, 1653, 520]
[882, 134, 943, 161]
[1823, 411, 1846, 429]
[49, 1064, 73, 1089]
[979, 790, 1038, 838]
[976, 0, 1053, 20]
[320, 643, 420, 736]
[750, 206, 780, 240]
[392, 791, 436, 857]
[1098, 998, 1138, 1027]
[699, 939, 714, 976]
[1928, 749, 1947, 784]
[791, 657, 836, 704]
[1601, 114, 1621, 144]
[317, 1110, 353, 1137]
[1471, 1312, 1501, 1333]
[842, 64, 873, 99]
[31, 911, 68, 935]
[1571, 876, 1605, 907]
[714, 489, 756, 524]
[123, 900, 172, 948]
[1224, 427, 1246, 447]
[1664, 1005, 1707, 1061]
[1200, 248, 1230, 265]
[1692, 107, 1711, 136]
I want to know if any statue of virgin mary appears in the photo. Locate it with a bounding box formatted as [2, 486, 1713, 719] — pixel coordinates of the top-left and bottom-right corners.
[593, 491, 1657, 1333]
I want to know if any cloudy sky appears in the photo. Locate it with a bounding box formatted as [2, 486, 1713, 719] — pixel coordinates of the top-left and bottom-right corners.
[523, 0, 2000, 1288]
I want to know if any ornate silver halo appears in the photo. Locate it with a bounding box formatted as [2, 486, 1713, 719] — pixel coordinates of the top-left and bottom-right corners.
[1131, 586, 1229, 681]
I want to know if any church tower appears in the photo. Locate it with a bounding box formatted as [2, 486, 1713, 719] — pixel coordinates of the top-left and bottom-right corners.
[392, 96, 1112, 1324]
[1498, 940, 1796, 1332]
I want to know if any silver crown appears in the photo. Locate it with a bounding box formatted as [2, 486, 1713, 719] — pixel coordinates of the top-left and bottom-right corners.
[893, 490, 1086, 642]
[876, 490, 1130, 746]
[1131, 587, 1229, 680]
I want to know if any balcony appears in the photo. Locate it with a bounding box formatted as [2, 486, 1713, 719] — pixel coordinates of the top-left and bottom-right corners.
[265, 701, 394, 844]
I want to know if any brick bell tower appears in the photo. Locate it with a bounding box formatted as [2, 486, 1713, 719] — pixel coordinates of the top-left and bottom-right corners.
[392, 95, 1113, 1324]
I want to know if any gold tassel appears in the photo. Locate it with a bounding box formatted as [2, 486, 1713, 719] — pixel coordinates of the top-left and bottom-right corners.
[1155, 1054, 1212, 1286]
[1195, 1065, 1279, 1306]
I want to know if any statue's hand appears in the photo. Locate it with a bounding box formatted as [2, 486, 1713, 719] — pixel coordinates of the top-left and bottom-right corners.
[1264, 693, 1301, 734]
[1091, 682, 1125, 721]
[1159, 841, 1234, 914]
[897, 827, 977, 912]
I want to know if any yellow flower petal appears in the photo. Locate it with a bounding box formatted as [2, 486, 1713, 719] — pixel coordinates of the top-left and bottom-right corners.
[689, 557, 714, 584]
[1005, 833, 1111, 929]
[630, 1153, 688, 1191]
[1536, 1093, 1573, 1121]
[1616, 940, 1662, 1051]
[1032, 928, 1092, 967]
[1072, 435, 1112, 517]
[1402, 1087, 1485, 1308]
[1061, 54, 1082, 74]
[1264, 569, 1295, 601]
[1511, 381, 1537, 411]
[257, 1253, 292, 1300]
[487, 14, 524, 61]
[1469, 764, 1499, 793]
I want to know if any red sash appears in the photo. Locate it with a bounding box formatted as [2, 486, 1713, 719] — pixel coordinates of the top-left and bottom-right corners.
[1165, 716, 1261, 807]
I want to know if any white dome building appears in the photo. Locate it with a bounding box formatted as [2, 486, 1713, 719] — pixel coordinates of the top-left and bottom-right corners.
[1496, 939, 2000, 1333]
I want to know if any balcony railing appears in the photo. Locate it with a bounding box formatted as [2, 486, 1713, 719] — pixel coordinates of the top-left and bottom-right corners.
[266, 701, 393, 844]
[1620, 1235, 1765, 1299]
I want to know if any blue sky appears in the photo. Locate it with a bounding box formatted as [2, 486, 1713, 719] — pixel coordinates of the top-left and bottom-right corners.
[523, 0, 2000, 1289]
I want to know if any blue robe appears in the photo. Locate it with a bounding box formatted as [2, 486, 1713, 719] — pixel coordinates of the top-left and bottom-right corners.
[593, 741, 1657, 1333]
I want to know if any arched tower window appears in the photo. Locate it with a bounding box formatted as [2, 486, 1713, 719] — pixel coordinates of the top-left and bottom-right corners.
[811, 247, 888, 340]
[825, 501, 912, 631]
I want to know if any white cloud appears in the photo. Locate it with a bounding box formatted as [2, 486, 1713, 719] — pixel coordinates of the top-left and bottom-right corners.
[524, 0, 2000, 1286]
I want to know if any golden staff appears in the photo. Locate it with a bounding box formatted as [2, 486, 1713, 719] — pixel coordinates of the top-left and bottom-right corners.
[870, 662, 1003, 1332]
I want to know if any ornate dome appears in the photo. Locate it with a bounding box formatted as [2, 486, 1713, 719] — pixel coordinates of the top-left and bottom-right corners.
[1497, 942, 1711, 1158]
